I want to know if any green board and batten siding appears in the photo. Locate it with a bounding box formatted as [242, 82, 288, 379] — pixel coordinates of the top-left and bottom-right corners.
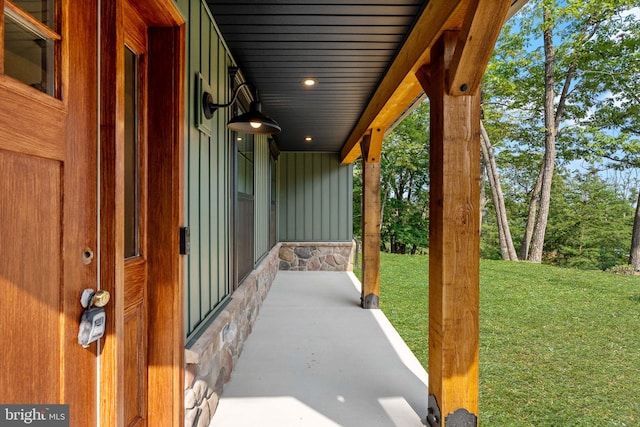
[278, 152, 353, 242]
[177, 0, 234, 340]
[254, 134, 271, 263]
[174, 1, 354, 341]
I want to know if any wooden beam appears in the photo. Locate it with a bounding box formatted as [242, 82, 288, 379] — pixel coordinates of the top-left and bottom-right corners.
[363, 127, 384, 163]
[447, 0, 511, 96]
[360, 132, 382, 309]
[340, 0, 466, 163]
[423, 31, 481, 426]
[415, 65, 433, 101]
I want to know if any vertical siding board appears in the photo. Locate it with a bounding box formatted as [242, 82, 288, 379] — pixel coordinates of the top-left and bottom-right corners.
[312, 153, 322, 238]
[259, 135, 270, 260]
[217, 44, 228, 303]
[209, 34, 222, 308]
[303, 154, 313, 240]
[295, 153, 306, 240]
[346, 164, 354, 239]
[330, 156, 340, 241]
[285, 154, 296, 239]
[199, 134, 211, 316]
[321, 154, 331, 239]
[338, 163, 351, 240]
[200, 8, 213, 316]
[258, 135, 269, 261]
[201, 9, 210, 89]
[282, 153, 289, 238]
[187, 0, 202, 332]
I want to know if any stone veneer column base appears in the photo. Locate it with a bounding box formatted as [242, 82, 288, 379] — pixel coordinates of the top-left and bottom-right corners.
[183, 240, 356, 427]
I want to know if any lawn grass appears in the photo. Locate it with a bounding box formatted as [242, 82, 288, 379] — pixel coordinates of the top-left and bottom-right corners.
[364, 252, 640, 426]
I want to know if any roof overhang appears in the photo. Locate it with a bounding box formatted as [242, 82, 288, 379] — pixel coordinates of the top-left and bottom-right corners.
[208, 0, 528, 162]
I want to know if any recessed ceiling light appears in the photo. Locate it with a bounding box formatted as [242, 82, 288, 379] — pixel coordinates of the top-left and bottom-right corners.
[302, 78, 317, 87]
[304, 136, 313, 142]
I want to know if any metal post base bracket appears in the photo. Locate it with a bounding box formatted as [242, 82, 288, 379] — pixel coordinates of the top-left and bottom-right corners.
[362, 293, 379, 309]
[427, 395, 477, 427]
[446, 408, 477, 427]
[427, 395, 441, 427]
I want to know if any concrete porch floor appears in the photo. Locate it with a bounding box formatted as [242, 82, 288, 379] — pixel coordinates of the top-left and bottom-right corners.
[209, 271, 429, 427]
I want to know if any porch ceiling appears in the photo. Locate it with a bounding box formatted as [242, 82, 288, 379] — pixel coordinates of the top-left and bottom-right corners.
[207, 0, 527, 158]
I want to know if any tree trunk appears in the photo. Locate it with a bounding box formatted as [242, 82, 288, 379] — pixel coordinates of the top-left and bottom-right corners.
[380, 174, 392, 232]
[480, 155, 488, 222]
[480, 120, 518, 260]
[519, 167, 543, 260]
[529, 7, 557, 263]
[629, 191, 640, 271]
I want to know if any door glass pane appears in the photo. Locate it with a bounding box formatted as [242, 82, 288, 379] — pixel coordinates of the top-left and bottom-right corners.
[12, 0, 55, 28]
[237, 134, 254, 196]
[124, 47, 139, 258]
[4, 13, 55, 94]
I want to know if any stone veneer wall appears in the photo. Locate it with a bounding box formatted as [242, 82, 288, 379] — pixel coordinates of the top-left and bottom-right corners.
[183, 240, 355, 427]
[278, 241, 355, 271]
[184, 244, 280, 427]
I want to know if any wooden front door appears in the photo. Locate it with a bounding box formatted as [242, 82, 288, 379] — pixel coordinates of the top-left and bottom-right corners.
[0, 1, 98, 425]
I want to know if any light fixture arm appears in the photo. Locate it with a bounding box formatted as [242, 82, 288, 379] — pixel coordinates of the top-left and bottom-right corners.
[202, 81, 254, 120]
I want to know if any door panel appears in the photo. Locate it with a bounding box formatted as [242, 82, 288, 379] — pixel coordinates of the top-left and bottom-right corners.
[0, 151, 61, 402]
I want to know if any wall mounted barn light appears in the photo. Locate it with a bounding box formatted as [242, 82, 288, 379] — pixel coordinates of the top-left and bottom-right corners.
[202, 81, 281, 135]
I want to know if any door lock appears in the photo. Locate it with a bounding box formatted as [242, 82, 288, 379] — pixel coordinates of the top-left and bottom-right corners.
[78, 289, 110, 348]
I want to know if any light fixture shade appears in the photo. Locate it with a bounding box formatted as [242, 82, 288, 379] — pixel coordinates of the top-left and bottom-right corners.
[227, 101, 281, 135]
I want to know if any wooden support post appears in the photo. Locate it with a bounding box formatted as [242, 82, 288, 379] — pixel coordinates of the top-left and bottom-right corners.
[420, 31, 481, 426]
[361, 128, 384, 309]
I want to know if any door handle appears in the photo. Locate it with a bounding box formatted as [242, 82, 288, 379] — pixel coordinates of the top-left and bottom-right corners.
[78, 289, 110, 348]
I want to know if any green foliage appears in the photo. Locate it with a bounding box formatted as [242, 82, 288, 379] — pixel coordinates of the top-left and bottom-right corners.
[545, 170, 634, 269]
[352, 162, 362, 242]
[379, 252, 640, 426]
[379, 101, 430, 253]
[481, 166, 635, 269]
[480, 0, 640, 266]
[354, 0, 640, 269]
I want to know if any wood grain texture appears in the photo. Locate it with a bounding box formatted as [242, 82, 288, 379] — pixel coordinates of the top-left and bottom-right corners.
[362, 127, 384, 163]
[447, 0, 511, 96]
[0, 0, 4, 73]
[63, 1, 100, 425]
[0, 152, 62, 404]
[0, 77, 65, 160]
[0, 2, 99, 425]
[424, 31, 481, 422]
[99, 0, 126, 425]
[146, 22, 185, 427]
[122, 8, 150, 424]
[5, 0, 61, 40]
[361, 135, 382, 307]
